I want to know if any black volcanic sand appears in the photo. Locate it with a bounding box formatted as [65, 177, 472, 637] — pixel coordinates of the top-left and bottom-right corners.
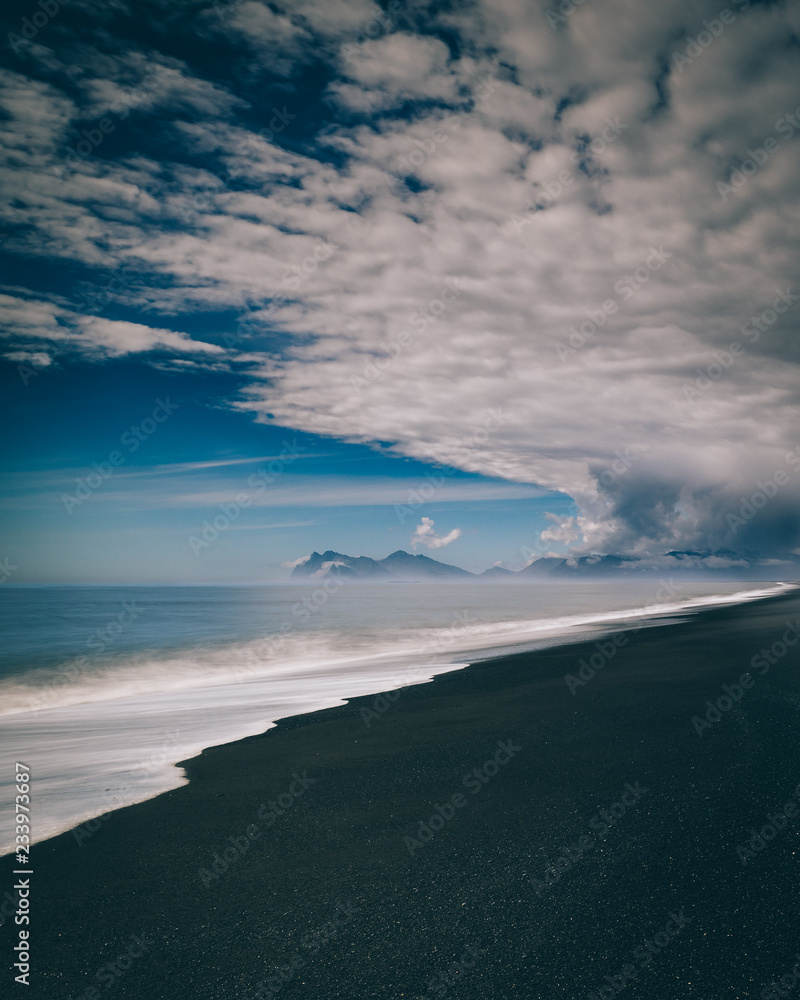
[6, 589, 800, 1000]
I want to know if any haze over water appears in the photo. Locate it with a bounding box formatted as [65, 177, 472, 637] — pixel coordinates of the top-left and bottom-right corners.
[0, 580, 790, 854]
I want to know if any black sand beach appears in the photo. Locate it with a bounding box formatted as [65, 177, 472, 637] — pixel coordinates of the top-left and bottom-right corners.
[6, 588, 800, 1000]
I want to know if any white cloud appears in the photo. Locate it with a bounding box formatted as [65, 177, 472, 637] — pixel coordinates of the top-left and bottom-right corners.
[330, 33, 458, 111]
[205, 1, 311, 76]
[204, 0, 385, 75]
[0, 294, 224, 359]
[76, 317, 224, 356]
[411, 516, 462, 550]
[539, 513, 583, 547]
[311, 559, 347, 576]
[281, 554, 312, 568]
[0, 473, 549, 513]
[2, 0, 800, 559]
[2, 350, 53, 367]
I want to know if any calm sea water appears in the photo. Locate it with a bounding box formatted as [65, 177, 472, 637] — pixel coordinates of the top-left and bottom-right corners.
[0, 580, 790, 853]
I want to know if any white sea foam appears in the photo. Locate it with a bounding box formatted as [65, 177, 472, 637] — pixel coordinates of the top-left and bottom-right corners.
[0, 581, 793, 854]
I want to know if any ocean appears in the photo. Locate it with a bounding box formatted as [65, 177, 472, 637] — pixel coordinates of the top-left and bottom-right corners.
[0, 579, 791, 854]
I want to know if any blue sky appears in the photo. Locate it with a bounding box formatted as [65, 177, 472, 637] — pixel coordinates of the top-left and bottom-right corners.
[1, 0, 799, 582]
[1, 345, 575, 582]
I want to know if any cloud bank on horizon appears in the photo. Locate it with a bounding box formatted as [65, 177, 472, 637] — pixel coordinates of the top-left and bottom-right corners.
[2, 0, 800, 568]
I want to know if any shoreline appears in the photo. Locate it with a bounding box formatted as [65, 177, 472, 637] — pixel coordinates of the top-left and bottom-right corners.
[0, 581, 792, 856]
[3, 586, 800, 999]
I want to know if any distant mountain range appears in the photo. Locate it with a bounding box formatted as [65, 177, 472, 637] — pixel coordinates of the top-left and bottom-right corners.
[290, 549, 795, 582]
[290, 549, 633, 583]
[291, 550, 473, 583]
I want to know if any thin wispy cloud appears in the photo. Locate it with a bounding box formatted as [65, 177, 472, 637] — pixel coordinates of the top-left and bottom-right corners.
[0, 473, 553, 512]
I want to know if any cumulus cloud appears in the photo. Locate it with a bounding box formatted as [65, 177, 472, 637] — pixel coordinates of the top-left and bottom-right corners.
[540, 513, 583, 547]
[2, 0, 800, 561]
[203, 0, 386, 75]
[411, 517, 462, 551]
[281, 554, 311, 568]
[329, 32, 460, 111]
